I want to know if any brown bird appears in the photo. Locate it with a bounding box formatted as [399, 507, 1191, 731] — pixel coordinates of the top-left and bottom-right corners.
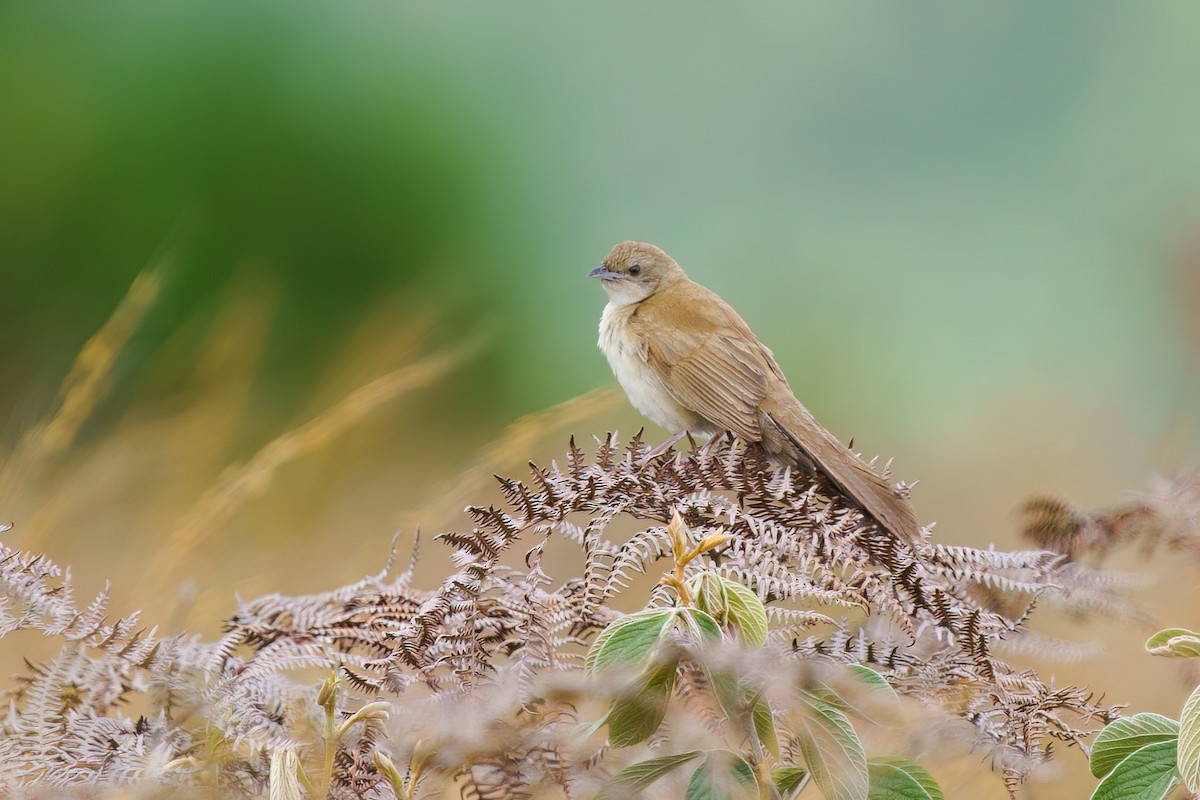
[589, 240, 921, 543]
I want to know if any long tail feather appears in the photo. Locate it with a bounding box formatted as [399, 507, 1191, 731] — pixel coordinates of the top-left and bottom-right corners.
[761, 400, 921, 542]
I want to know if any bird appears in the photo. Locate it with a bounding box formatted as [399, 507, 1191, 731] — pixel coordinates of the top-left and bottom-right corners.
[589, 240, 921, 543]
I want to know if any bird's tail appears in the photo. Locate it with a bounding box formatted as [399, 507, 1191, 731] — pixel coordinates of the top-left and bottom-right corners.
[759, 397, 921, 543]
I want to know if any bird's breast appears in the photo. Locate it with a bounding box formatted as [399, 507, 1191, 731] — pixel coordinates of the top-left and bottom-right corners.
[598, 303, 699, 433]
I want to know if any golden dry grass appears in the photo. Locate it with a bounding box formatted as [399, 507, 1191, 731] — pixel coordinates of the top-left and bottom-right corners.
[0, 271, 492, 633]
[139, 333, 484, 600]
[0, 259, 163, 514]
[402, 385, 625, 535]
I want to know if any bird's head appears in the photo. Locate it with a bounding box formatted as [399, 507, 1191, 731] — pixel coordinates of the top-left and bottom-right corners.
[589, 241, 685, 305]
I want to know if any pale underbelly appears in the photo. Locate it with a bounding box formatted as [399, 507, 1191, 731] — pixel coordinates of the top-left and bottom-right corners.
[614, 358, 699, 433]
[599, 316, 709, 434]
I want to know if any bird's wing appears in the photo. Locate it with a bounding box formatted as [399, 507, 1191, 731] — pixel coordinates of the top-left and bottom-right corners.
[637, 289, 772, 440]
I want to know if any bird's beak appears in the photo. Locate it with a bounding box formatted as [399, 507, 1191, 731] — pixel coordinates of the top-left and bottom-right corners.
[588, 265, 622, 280]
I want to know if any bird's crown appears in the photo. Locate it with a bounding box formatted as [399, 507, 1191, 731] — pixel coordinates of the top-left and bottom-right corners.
[603, 241, 676, 272]
[601, 241, 686, 281]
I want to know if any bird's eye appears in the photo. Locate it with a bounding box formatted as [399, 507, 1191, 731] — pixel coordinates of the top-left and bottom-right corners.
[628, 264, 641, 276]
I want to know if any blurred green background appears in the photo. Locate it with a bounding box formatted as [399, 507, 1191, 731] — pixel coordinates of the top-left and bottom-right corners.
[2, 4, 1199, 793]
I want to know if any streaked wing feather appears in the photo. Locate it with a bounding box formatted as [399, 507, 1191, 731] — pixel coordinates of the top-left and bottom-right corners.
[643, 328, 767, 441]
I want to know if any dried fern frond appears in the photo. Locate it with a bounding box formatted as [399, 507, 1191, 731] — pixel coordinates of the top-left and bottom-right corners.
[392, 434, 1121, 785]
[0, 433, 1138, 796]
[1023, 473, 1200, 561]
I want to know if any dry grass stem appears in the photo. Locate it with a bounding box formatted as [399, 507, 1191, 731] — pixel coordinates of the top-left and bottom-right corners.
[0, 261, 164, 508]
[140, 335, 484, 597]
[406, 386, 623, 532]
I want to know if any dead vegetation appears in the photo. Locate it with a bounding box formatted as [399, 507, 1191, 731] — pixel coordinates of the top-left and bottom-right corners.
[2, 267, 1197, 799]
[1, 430, 1158, 797]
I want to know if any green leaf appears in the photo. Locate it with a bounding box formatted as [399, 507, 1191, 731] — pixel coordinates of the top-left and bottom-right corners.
[575, 714, 608, 743]
[847, 664, 892, 693]
[773, 766, 809, 798]
[685, 751, 758, 800]
[682, 607, 723, 643]
[605, 658, 679, 747]
[1091, 714, 1180, 779]
[702, 660, 745, 726]
[595, 751, 703, 800]
[1090, 739, 1179, 800]
[842, 665, 904, 727]
[797, 695, 869, 800]
[685, 606, 741, 724]
[753, 694, 781, 760]
[720, 580, 769, 646]
[691, 572, 726, 618]
[867, 757, 944, 800]
[587, 609, 677, 674]
[1145, 628, 1200, 659]
[688, 572, 770, 646]
[1178, 685, 1200, 791]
